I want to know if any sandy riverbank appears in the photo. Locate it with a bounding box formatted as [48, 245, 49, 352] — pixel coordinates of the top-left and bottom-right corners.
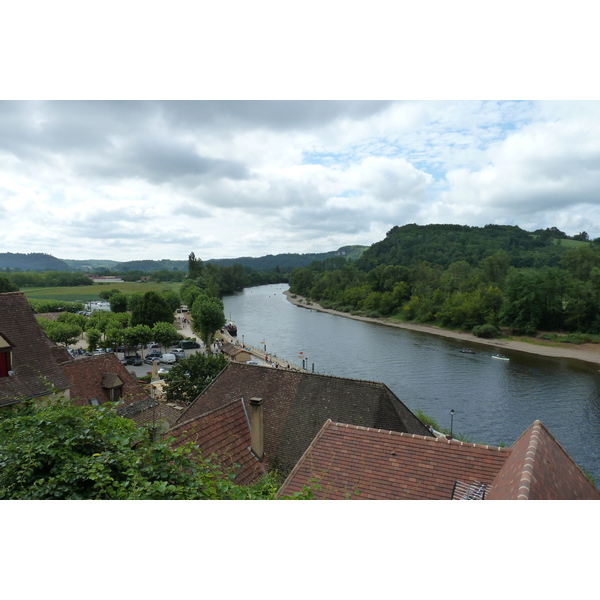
[284, 291, 600, 367]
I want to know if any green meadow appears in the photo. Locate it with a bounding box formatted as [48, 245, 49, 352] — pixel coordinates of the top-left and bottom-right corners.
[22, 281, 182, 303]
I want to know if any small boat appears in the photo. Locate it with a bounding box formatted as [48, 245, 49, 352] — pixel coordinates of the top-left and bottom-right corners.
[492, 354, 509, 361]
[224, 322, 237, 336]
[459, 348, 475, 354]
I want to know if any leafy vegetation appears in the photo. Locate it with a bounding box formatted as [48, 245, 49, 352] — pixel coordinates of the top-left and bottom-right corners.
[289, 224, 600, 337]
[164, 353, 228, 403]
[0, 399, 279, 499]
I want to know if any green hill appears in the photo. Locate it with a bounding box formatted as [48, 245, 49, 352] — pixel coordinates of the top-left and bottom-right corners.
[0, 252, 71, 272]
[355, 224, 570, 271]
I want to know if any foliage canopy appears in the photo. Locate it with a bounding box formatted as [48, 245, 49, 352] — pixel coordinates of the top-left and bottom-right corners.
[0, 399, 277, 500]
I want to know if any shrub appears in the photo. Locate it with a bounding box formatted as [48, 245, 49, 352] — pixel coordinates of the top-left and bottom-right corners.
[472, 323, 499, 338]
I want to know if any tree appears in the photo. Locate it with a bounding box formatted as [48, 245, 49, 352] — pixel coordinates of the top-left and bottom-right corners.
[164, 353, 228, 403]
[124, 324, 153, 358]
[0, 275, 18, 293]
[103, 328, 124, 351]
[0, 399, 276, 499]
[109, 293, 129, 313]
[86, 328, 102, 353]
[99, 288, 122, 300]
[130, 291, 174, 328]
[180, 283, 204, 308]
[190, 296, 226, 347]
[36, 318, 82, 346]
[187, 251, 204, 279]
[159, 289, 181, 313]
[152, 321, 180, 352]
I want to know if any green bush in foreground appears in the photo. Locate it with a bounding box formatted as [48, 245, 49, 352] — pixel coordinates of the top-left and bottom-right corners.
[0, 398, 277, 500]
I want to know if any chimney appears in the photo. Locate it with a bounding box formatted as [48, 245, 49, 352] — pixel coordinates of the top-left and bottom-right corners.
[249, 397, 264, 460]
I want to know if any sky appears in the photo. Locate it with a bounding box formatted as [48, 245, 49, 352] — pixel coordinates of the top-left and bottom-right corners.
[2, 99, 600, 262]
[2, 2, 599, 267]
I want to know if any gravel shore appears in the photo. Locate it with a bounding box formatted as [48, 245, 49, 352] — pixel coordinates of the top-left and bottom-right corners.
[284, 291, 600, 367]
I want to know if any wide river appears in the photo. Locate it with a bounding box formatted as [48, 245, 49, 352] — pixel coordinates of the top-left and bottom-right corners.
[223, 283, 600, 484]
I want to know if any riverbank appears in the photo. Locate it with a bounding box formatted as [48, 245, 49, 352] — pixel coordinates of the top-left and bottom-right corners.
[284, 291, 600, 366]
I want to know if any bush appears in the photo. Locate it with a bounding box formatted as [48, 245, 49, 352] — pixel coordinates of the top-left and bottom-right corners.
[472, 324, 499, 338]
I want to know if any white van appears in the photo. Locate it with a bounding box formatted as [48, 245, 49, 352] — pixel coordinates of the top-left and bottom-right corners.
[160, 353, 177, 364]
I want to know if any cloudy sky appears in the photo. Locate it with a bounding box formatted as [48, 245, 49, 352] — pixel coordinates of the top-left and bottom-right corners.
[2, 100, 600, 262]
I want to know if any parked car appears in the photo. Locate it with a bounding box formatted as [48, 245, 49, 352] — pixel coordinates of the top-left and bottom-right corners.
[147, 342, 160, 349]
[180, 340, 200, 349]
[160, 353, 177, 364]
[122, 356, 142, 366]
[144, 356, 162, 365]
[246, 360, 260, 366]
[172, 348, 186, 359]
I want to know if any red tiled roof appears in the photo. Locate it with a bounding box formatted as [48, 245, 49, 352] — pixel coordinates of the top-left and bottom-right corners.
[176, 362, 433, 476]
[60, 353, 150, 409]
[167, 399, 265, 486]
[277, 420, 511, 499]
[0, 292, 71, 406]
[487, 420, 600, 500]
[277, 419, 600, 500]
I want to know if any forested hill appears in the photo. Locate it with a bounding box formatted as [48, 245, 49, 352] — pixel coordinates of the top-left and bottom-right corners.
[0, 252, 71, 272]
[1, 245, 367, 273]
[355, 223, 579, 271]
[210, 245, 367, 271]
[288, 224, 600, 336]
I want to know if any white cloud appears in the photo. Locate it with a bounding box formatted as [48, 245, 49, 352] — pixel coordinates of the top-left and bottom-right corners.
[3, 100, 600, 261]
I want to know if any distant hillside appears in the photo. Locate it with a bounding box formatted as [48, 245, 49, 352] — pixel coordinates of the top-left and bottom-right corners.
[0, 252, 71, 272]
[1, 245, 367, 274]
[209, 245, 367, 271]
[114, 259, 188, 272]
[62, 259, 120, 270]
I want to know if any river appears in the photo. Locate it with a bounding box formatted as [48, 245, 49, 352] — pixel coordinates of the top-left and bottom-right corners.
[223, 283, 600, 484]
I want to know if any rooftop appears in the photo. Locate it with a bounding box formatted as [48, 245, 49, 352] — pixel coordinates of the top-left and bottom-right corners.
[276, 419, 600, 500]
[167, 399, 265, 486]
[0, 291, 71, 407]
[177, 362, 433, 475]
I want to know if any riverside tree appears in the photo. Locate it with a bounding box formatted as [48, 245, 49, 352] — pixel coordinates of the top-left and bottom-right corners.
[190, 296, 226, 347]
[130, 291, 174, 328]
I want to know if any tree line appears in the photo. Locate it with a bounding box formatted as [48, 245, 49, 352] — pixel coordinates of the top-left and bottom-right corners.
[289, 224, 600, 337]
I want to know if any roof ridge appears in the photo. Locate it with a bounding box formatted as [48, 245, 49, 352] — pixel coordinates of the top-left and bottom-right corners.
[230, 361, 386, 387]
[166, 397, 242, 432]
[516, 420, 543, 500]
[331, 422, 512, 450]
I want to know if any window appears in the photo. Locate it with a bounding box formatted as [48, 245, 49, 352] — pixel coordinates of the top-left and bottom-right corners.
[0, 351, 9, 378]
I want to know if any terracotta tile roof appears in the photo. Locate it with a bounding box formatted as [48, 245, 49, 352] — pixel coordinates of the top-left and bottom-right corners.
[50, 345, 72, 364]
[276, 420, 511, 499]
[0, 291, 71, 407]
[167, 399, 265, 486]
[125, 400, 185, 430]
[220, 341, 251, 361]
[60, 353, 150, 409]
[487, 420, 600, 500]
[176, 362, 433, 476]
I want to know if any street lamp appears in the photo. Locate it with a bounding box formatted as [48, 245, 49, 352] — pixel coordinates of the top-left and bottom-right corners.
[450, 409, 455, 439]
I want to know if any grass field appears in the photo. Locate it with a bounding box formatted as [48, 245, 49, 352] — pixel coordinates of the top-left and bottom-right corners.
[21, 281, 182, 302]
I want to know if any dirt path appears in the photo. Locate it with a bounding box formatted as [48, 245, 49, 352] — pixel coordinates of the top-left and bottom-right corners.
[284, 291, 600, 367]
